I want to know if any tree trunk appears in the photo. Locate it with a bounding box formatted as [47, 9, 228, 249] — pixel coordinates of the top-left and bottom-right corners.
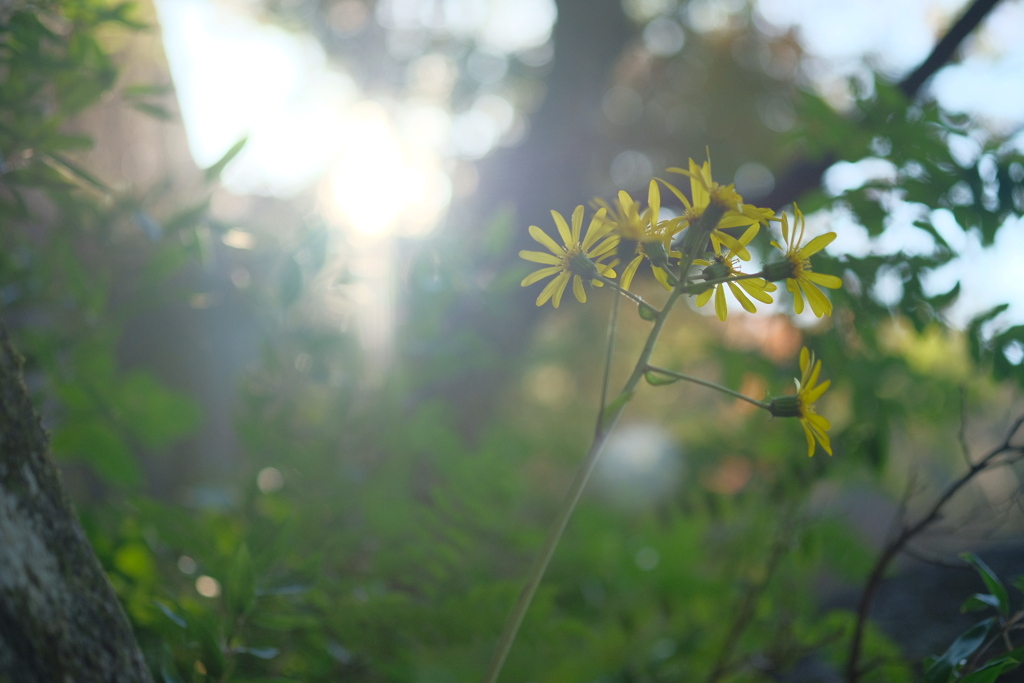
[0, 322, 153, 683]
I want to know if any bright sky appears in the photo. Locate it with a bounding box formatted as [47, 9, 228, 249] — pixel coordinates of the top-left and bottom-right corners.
[156, 0, 1024, 325]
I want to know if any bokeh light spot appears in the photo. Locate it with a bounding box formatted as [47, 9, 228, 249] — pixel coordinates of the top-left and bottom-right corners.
[195, 575, 221, 598]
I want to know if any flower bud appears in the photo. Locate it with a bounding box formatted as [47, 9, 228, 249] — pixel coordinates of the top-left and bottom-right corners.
[645, 241, 671, 270]
[768, 395, 802, 418]
[701, 260, 731, 282]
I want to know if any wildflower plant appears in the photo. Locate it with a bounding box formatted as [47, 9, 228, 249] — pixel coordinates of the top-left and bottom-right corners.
[492, 154, 842, 682]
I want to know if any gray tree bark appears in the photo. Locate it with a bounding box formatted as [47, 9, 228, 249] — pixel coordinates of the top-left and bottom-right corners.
[0, 323, 153, 683]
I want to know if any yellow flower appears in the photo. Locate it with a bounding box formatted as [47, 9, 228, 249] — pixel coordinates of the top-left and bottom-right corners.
[768, 204, 842, 317]
[659, 157, 775, 258]
[594, 180, 679, 290]
[769, 347, 832, 457]
[520, 205, 618, 308]
[693, 224, 776, 321]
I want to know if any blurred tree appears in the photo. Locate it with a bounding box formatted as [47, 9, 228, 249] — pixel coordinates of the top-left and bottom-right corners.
[0, 323, 152, 682]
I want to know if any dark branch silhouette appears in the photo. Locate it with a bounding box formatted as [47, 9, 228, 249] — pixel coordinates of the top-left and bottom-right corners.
[844, 414, 1024, 683]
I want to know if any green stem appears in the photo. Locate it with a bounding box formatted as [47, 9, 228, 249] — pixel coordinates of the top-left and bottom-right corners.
[482, 291, 685, 683]
[596, 275, 659, 314]
[678, 271, 772, 295]
[595, 292, 620, 438]
[644, 365, 770, 410]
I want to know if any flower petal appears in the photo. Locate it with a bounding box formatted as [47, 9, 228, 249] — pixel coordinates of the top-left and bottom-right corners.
[729, 282, 757, 313]
[804, 271, 843, 289]
[658, 177, 692, 212]
[552, 210, 573, 248]
[788, 279, 805, 315]
[588, 235, 619, 259]
[652, 266, 673, 290]
[573, 274, 587, 303]
[570, 205, 585, 243]
[714, 284, 728, 321]
[801, 281, 833, 317]
[519, 250, 562, 265]
[799, 232, 836, 258]
[620, 255, 643, 291]
[582, 208, 611, 250]
[804, 378, 830, 404]
[529, 225, 564, 255]
[521, 266, 561, 287]
[801, 420, 816, 457]
[551, 272, 569, 308]
[648, 180, 660, 228]
[739, 279, 775, 304]
[537, 272, 568, 307]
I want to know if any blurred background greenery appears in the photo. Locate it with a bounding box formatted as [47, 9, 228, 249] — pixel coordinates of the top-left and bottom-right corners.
[4, 0, 1024, 680]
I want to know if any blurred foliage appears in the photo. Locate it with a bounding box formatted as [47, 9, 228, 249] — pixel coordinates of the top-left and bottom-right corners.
[5, 1, 1024, 682]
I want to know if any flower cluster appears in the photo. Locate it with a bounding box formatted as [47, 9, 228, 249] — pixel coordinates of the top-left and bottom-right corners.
[520, 157, 839, 320]
[519, 155, 843, 457]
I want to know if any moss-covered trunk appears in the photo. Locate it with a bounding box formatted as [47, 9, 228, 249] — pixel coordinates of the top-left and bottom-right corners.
[0, 322, 153, 682]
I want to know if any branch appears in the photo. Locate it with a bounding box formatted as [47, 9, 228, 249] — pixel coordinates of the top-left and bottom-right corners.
[844, 414, 1024, 683]
[764, 0, 1005, 211]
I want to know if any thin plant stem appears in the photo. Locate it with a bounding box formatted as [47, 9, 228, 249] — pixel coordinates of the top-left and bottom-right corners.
[483, 233, 708, 683]
[596, 275, 660, 313]
[644, 365, 770, 410]
[595, 291, 621, 438]
[483, 279, 690, 683]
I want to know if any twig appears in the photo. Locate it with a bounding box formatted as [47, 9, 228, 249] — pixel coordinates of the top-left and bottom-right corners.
[844, 414, 1024, 682]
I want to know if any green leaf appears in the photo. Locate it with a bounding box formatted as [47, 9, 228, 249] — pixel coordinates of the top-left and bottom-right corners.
[925, 617, 996, 683]
[962, 553, 1009, 616]
[643, 370, 679, 387]
[227, 543, 257, 616]
[131, 101, 174, 121]
[43, 152, 112, 193]
[959, 647, 1024, 683]
[962, 593, 1002, 613]
[123, 83, 175, 98]
[153, 601, 187, 629]
[51, 420, 141, 486]
[113, 542, 156, 580]
[203, 136, 248, 183]
[929, 281, 960, 311]
[116, 371, 202, 449]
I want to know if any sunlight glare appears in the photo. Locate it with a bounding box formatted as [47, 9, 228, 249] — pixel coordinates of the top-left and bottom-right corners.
[324, 101, 450, 238]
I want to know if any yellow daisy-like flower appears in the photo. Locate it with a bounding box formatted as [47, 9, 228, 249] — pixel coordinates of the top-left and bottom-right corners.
[659, 157, 776, 258]
[769, 347, 833, 457]
[768, 204, 842, 317]
[594, 180, 679, 290]
[520, 205, 618, 308]
[693, 224, 777, 321]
